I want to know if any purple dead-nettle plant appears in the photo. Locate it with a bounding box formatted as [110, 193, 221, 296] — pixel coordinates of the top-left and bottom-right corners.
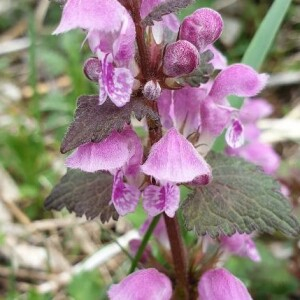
[46, 0, 300, 299]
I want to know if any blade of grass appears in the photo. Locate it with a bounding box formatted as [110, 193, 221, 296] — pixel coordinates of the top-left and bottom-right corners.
[242, 0, 292, 71]
[229, 0, 292, 109]
[128, 215, 161, 274]
[213, 0, 291, 151]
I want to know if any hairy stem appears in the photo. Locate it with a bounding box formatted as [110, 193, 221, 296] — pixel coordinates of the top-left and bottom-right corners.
[130, 1, 189, 297]
[164, 213, 189, 299]
[128, 215, 161, 274]
[130, 0, 151, 80]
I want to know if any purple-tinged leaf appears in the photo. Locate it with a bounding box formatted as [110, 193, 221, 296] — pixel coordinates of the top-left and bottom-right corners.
[182, 152, 300, 238]
[45, 169, 118, 223]
[61, 95, 159, 154]
[142, 0, 195, 26]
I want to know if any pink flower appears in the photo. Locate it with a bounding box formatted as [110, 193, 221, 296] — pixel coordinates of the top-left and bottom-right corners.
[66, 127, 143, 216]
[227, 98, 280, 174]
[198, 268, 253, 300]
[53, 0, 128, 34]
[108, 268, 172, 300]
[111, 170, 140, 216]
[157, 87, 207, 136]
[143, 183, 180, 217]
[141, 128, 212, 184]
[199, 64, 268, 149]
[220, 234, 261, 262]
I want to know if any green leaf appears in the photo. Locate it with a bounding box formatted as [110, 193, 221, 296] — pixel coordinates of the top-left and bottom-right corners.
[45, 169, 118, 223]
[182, 152, 300, 238]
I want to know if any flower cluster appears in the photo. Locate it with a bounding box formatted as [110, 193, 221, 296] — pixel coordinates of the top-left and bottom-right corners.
[55, 0, 267, 219]
[53, 0, 271, 298]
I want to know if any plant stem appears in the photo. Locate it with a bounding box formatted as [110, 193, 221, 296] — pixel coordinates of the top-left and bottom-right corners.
[129, 2, 189, 297]
[164, 213, 189, 299]
[130, 0, 151, 81]
[128, 215, 161, 274]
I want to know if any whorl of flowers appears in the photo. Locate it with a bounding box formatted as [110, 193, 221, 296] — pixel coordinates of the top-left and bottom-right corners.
[52, 1, 270, 298]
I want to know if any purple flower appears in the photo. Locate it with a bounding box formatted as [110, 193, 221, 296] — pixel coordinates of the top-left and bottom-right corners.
[143, 183, 180, 217]
[53, 0, 128, 34]
[66, 131, 132, 173]
[66, 127, 142, 174]
[157, 87, 207, 136]
[141, 128, 212, 184]
[227, 98, 280, 174]
[179, 8, 223, 52]
[220, 234, 261, 262]
[198, 268, 253, 300]
[97, 54, 134, 107]
[199, 64, 268, 149]
[108, 268, 172, 300]
[225, 119, 245, 149]
[111, 170, 140, 216]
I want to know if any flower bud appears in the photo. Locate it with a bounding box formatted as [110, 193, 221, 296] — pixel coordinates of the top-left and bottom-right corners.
[108, 268, 172, 300]
[179, 8, 223, 51]
[143, 80, 162, 100]
[198, 268, 253, 300]
[83, 57, 101, 82]
[163, 40, 199, 77]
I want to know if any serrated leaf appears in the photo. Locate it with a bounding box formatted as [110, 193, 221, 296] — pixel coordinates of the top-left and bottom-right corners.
[182, 153, 300, 238]
[143, 0, 194, 26]
[61, 95, 159, 153]
[45, 169, 118, 223]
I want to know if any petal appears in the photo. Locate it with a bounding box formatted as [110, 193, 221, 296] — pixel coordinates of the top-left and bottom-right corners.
[102, 55, 134, 107]
[111, 171, 140, 216]
[122, 127, 144, 177]
[225, 119, 245, 148]
[220, 234, 261, 262]
[200, 99, 234, 136]
[158, 88, 207, 136]
[66, 132, 130, 172]
[83, 57, 101, 82]
[143, 183, 180, 217]
[141, 128, 212, 183]
[108, 268, 172, 300]
[162, 14, 180, 32]
[209, 64, 269, 104]
[113, 15, 136, 63]
[233, 141, 280, 175]
[198, 268, 253, 300]
[239, 98, 273, 123]
[179, 8, 223, 51]
[53, 0, 127, 34]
